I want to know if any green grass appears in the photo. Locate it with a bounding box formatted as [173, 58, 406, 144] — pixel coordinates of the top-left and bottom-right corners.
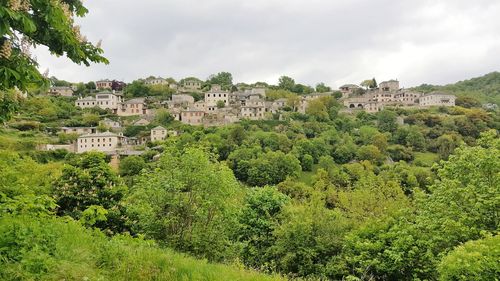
[413, 152, 439, 167]
[0, 215, 285, 281]
[0, 128, 56, 152]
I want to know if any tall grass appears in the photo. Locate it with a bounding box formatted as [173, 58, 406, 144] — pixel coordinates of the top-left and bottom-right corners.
[0, 215, 285, 281]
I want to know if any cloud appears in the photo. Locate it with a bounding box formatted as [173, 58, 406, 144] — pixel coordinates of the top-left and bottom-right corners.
[33, 0, 500, 88]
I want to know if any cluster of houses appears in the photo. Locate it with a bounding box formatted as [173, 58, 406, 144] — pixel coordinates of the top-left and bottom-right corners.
[41, 77, 460, 155]
[75, 92, 148, 117]
[42, 117, 177, 155]
[339, 80, 456, 113]
[71, 79, 326, 126]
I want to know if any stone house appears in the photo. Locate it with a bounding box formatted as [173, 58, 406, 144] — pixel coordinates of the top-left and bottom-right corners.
[99, 118, 121, 129]
[167, 94, 195, 108]
[49, 86, 73, 97]
[394, 91, 422, 105]
[379, 80, 400, 92]
[60, 127, 96, 135]
[117, 98, 146, 116]
[339, 84, 361, 99]
[419, 92, 456, 107]
[96, 79, 113, 90]
[133, 118, 150, 126]
[76, 131, 123, 153]
[180, 109, 205, 125]
[75, 92, 123, 110]
[150, 126, 167, 142]
[145, 77, 168, 86]
[205, 84, 230, 111]
[182, 79, 202, 92]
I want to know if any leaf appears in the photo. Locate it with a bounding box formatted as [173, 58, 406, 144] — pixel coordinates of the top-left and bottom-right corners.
[21, 16, 37, 33]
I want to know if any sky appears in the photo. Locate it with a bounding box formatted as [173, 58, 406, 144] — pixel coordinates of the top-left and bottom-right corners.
[33, 0, 500, 89]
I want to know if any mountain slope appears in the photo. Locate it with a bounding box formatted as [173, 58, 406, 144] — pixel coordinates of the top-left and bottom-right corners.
[0, 215, 284, 281]
[412, 71, 500, 105]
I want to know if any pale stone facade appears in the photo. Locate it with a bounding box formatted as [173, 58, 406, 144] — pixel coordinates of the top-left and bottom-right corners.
[151, 126, 167, 142]
[339, 84, 361, 99]
[96, 79, 113, 90]
[75, 92, 122, 110]
[145, 77, 168, 85]
[117, 98, 146, 116]
[76, 131, 122, 153]
[342, 80, 454, 112]
[167, 94, 195, 108]
[180, 109, 205, 125]
[99, 118, 121, 128]
[182, 79, 202, 91]
[379, 80, 400, 92]
[49, 86, 73, 97]
[60, 127, 96, 135]
[419, 93, 456, 107]
[134, 118, 150, 126]
[205, 84, 230, 110]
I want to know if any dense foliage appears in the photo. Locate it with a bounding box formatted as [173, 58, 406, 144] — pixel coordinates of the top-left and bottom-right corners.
[0, 0, 107, 90]
[0, 72, 499, 280]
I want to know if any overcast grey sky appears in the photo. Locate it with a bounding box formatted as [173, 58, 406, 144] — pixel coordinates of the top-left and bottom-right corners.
[34, 0, 500, 88]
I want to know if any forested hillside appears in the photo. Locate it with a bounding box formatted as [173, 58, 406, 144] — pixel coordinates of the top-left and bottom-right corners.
[413, 71, 500, 105]
[1, 87, 499, 279]
[1, 0, 498, 280]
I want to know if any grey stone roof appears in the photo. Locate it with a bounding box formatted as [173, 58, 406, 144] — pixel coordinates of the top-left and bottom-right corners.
[79, 131, 119, 138]
[151, 126, 166, 131]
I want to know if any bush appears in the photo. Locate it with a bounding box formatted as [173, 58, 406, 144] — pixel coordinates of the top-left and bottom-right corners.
[9, 120, 42, 131]
[438, 235, 500, 281]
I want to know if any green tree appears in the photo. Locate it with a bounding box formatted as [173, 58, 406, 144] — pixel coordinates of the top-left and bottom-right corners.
[315, 82, 331, 93]
[119, 155, 146, 177]
[344, 130, 500, 280]
[455, 96, 482, 108]
[85, 81, 96, 90]
[236, 186, 290, 269]
[247, 151, 301, 186]
[216, 100, 225, 108]
[272, 192, 350, 278]
[154, 108, 174, 125]
[125, 147, 241, 261]
[306, 99, 329, 121]
[360, 78, 377, 89]
[356, 145, 384, 164]
[0, 90, 20, 123]
[292, 84, 314, 94]
[300, 154, 313, 171]
[278, 76, 295, 91]
[377, 110, 398, 132]
[82, 112, 100, 126]
[53, 152, 127, 233]
[208, 72, 233, 89]
[0, 0, 107, 92]
[438, 235, 500, 281]
[0, 151, 60, 216]
[387, 144, 414, 162]
[125, 80, 150, 97]
[434, 133, 462, 160]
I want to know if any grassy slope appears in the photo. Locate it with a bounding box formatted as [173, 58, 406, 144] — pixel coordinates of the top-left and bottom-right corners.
[0, 216, 285, 281]
[0, 128, 56, 152]
[412, 71, 500, 105]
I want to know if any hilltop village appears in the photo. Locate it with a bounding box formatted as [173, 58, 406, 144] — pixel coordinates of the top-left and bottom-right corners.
[42, 76, 456, 156]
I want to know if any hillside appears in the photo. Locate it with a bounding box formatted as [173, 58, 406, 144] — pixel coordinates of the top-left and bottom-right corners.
[0, 215, 284, 281]
[412, 71, 500, 105]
